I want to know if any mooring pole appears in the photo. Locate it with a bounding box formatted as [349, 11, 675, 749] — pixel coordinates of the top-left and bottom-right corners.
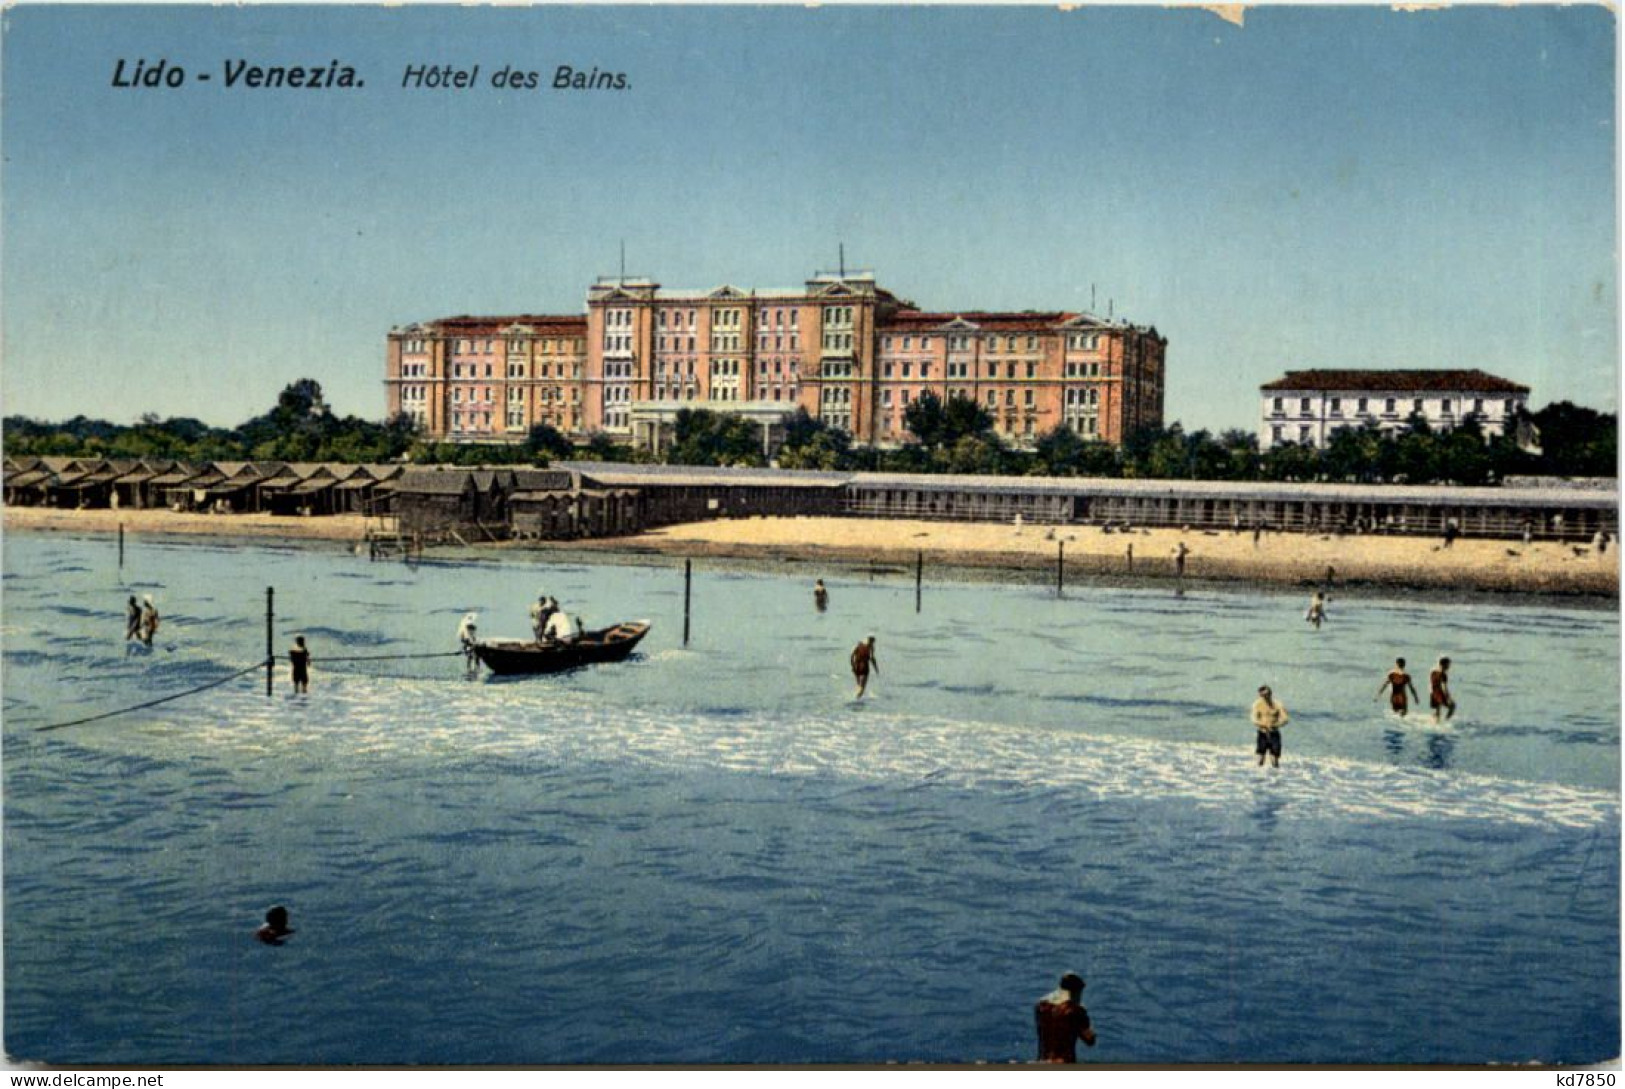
[265, 587, 274, 698]
[915, 551, 923, 614]
[1057, 539, 1065, 597]
[683, 559, 692, 647]
[1127, 543, 1134, 574]
[118, 522, 125, 571]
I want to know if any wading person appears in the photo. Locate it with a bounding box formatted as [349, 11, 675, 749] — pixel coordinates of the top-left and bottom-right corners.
[138, 594, 160, 647]
[458, 612, 480, 671]
[1305, 591, 1327, 630]
[1035, 972, 1096, 1062]
[288, 636, 311, 694]
[1375, 657, 1420, 717]
[850, 636, 878, 699]
[1251, 685, 1289, 768]
[255, 905, 294, 945]
[1429, 657, 1456, 723]
[814, 579, 829, 613]
[125, 595, 142, 641]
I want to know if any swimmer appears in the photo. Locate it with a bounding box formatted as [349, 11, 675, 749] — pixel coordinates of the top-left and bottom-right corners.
[255, 905, 294, 945]
[850, 636, 878, 699]
[814, 579, 829, 613]
[1305, 592, 1327, 630]
[1375, 657, 1420, 717]
[288, 636, 311, 694]
[1429, 657, 1456, 723]
[1251, 685, 1289, 768]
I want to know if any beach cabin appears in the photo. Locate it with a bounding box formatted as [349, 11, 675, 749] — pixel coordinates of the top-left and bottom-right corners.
[394, 469, 480, 537]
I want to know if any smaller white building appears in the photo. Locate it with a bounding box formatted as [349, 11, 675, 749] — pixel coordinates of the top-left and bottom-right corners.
[1258, 369, 1530, 450]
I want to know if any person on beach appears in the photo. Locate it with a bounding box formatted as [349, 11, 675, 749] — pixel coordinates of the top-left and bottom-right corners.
[1429, 657, 1456, 723]
[125, 595, 142, 641]
[288, 636, 311, 694]
[255, 905, 294, 945]
[1305, 592, 1327, 630]
[1376, 658, 1420, 717]
[1174, 542, 1189, 578]
[1443, 518, 1459, 548]
[1251, 685, 1289, 768]
[458, 612, 480, 669]
[814, 579, 829, 613]
[1035, 972, 1096, 1062]
[138, 594, 160, 647]
[850, 636, 878, 699]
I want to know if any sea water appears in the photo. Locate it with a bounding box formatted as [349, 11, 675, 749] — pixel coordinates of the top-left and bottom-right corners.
[3, 532, 1618, 1065]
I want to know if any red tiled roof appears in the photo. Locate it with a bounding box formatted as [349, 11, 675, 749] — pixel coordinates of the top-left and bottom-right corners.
[426, 315, 587, 333]
[1260, 369, 1530, 394]
[879, 310, 1078, 333]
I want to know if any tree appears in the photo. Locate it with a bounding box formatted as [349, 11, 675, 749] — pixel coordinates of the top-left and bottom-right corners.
[525, 422, 574, 461]
[903, 391, 994, 449]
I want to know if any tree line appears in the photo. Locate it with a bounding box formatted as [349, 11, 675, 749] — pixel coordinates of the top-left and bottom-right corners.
[4, 381, 1615, 485]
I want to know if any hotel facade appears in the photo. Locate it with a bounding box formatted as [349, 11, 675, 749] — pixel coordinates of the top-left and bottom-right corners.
[385, 270, 1167, 451]
[1258, 369, 1531, 451]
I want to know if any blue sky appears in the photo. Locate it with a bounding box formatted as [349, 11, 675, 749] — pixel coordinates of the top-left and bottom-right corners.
[2, 4, 1615, 433]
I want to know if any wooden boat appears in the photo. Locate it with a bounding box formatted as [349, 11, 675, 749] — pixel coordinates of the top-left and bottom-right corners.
[473, 620, 651, 676]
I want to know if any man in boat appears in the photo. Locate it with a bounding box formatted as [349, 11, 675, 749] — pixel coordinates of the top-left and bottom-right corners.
[528, 593, 554, 642]
[814, 579, 829, 612]
[1034, 972, 1096, 1062]
[1375, 657, 1420, 717]
[850, 636, 878, 699]
[1251, 684, 1289, 768]
[1429, 657, 1456, 723]
[458, 613, 480, 669]
[544, 608, 581, 644]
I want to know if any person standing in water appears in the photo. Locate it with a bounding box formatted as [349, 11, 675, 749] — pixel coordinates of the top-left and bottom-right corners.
[1305, 591, 1327, 630]
[138, 595, 160, 647]
[813, 579, 829, 613]
[288, 636, 311, 694]
[850, 636, 878, 699]
[125, 595, 142, 641]
[1251, 685, 1290, 768]
[1034, 972, 1096, 1062]
[1429, 657, 1456, 723]
[458, 612, 480, 671]
[1376, 658, 1420, 717]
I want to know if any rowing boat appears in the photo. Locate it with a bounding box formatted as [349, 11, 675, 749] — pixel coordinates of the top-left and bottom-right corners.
[473, 620, 651, 676]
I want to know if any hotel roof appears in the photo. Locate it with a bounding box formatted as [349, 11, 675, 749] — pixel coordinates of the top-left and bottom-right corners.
[1260, 369, 1530, 394]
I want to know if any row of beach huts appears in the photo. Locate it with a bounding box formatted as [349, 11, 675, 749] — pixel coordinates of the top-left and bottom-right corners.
[4, 455, 1618, 543]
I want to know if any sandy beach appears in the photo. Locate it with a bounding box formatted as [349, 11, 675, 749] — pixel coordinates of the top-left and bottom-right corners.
[5, 506, 1617, 595]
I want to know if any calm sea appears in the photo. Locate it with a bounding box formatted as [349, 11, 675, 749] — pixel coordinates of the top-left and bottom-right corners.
[3, 532, 1618, 1065]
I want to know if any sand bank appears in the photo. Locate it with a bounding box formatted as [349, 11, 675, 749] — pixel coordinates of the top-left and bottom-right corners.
[555, 516, 1619, 596]
[5, 506, 1616, 596]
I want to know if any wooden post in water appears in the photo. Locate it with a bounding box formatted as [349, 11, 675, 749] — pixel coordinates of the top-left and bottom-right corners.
[1057, 539, 1064, 597]
[915, 551, 923, 613]
[265, 587, 274, 698]
[683, 559, 692, 647]
[1126, 543, 1134, 574]
[118, 523, 125, 571]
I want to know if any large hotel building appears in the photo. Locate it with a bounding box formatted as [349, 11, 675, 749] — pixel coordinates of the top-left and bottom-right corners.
[386, 270, 1167, 451]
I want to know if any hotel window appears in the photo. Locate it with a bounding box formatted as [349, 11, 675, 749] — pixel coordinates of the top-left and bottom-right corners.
[903, 336, 912, 349]
[1357, 398, 1368, 413]
[1005, 390, 1015, 406]
[1386, 398, 1397, 413]
[1504, 399, 1515, 414]
[1272, 426, 1283, 443]
[1024, 390, 1035, 407]
[1272, 397, 1284, 412]
[1026, 363, 1036, 379]
[1413, 399, 1424, 413]
[882, 390, 892, 407]
[1299, 398, 1311, 413]
[921, 364, 931, 378]
[1441, 399, 1454, 415]
[1027, 336, 1037, 350]
[1298, 425, 1311, 442]
[987, 339, 998, 354]
[986, 390, 997, 406]
[1330, 398, 1341, 415]
[453, 389, 462, 403]
[1473, 399, 1484, 414]
[903, 364, 912, 378]
[1007, 337, 1018, 350]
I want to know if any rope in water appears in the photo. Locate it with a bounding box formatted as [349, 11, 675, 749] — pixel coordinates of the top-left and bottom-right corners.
[33, 649, 469, 733]
[35, 660, 271, 733]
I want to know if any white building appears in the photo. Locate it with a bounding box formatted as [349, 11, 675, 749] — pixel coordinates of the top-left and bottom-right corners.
[1258, 369, 1530, 450]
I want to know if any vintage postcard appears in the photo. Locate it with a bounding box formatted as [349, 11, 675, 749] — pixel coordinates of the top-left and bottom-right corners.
[1, 2, 1617, 1073]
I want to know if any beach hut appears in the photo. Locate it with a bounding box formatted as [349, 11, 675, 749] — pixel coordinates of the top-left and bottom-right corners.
[394, 469, 479, 536]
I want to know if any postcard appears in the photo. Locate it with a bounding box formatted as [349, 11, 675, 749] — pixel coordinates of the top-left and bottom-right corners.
[1, 2, 1617, 1072]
